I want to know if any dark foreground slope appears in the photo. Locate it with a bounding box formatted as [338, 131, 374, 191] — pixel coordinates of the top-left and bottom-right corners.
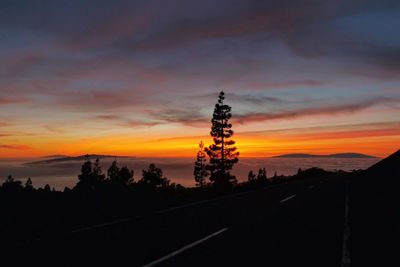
[3, 175, 347, 267]
[350, 150, 400, 267]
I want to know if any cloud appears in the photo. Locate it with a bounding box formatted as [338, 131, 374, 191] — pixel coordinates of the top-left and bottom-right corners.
[149, 97, 400, 126]
[245, 80, 324, 90]
[0, 144, 32, 150]
[196, 92, 283, 105]
[94, 115, 121, 121]
[234, 97, 400, 124]
[92, 114, 161, 128]
[150, 108, 208, 127]
[48, 90, 145, 111]
[0, 122, 11, 127]
[0, 97, 28, 105]
[124, 120, 161, 128]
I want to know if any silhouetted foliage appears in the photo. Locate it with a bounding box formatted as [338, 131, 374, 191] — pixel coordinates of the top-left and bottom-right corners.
[205, 91, 239, 188]
[107, 160, 134, 187]
[248, 168, 268, 185]
[295, 167, 331, 179]
[297, 168, 302, 175]
[93, 158, 106, 182]
[1, 175, 23, 192]
[257, 168, 268, 181]
[63, 187, 71, 193]
[75, 156, 105, 191]
[139, 164, 170, 188]
[25, 177, 34, 190]
[118, 166, 134, 185]
[194, 141, 209, 187]
[248, 170, 256, 182]
[107, 160, 119, 182]
[44, 184, 51, 192]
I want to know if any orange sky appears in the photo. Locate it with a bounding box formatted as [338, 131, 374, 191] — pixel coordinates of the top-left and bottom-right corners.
[1, 115, 399, 158]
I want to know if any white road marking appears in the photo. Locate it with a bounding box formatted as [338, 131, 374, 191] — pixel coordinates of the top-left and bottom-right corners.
[155, 190, 253, 215]
[141, 228, 228, 267]
[341, 180, 351, 267]
[66, 183, 289, 235]
[70, 190, 254, 234]
[280, 194, 297, 203]
[71, 218, 132, 233]
[308, 185, 315, 189]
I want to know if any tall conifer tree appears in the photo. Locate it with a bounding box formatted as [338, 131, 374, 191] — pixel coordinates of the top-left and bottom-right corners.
[194, 141, 209, 187]
[206, 91, 239, 187]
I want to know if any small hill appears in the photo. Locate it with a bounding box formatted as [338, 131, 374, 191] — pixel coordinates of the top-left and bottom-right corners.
[26, 154, 134, 165]
[274, 153, 376, 158]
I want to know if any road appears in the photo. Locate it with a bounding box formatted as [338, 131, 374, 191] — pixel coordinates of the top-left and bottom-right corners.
[11, 176, 347, 266]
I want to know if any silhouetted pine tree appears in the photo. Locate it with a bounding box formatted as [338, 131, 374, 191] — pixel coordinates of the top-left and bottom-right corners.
[194, 141, 209, 187]
[107, 160, 134, 187]
[257, 168, 267, 181]
[93, 158, 105, 182]
[118, 166, 134, 186]
[25, 177, 33, 190]
[139, 164, 169, 189]
[76, 156, 104, 190]
[206, 91, 239, 188]
[248, 170, 256, 182]
[107, 160, 120, 181]
[44, 184, 51, 192]
[76, 156, 93, 190]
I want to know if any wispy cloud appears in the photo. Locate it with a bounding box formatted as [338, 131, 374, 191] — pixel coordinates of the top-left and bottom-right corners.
[92, 114, 161, 128]
[0, 97, 28, 105]
[234, 97, 400, 124]
[149, 97, 400, 126]
[0, 144, 32, 150]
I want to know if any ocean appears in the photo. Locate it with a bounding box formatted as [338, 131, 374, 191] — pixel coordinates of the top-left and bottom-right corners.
[0, 157, 380, 190]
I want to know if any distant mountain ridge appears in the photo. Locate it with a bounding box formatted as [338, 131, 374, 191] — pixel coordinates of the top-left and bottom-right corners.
[274, 153, 377, 158]
[26, 154, 134, 165]
[40, 155, 69, 158]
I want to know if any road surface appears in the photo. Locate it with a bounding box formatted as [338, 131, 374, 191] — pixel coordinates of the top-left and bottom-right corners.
[8, 175, 348, 267]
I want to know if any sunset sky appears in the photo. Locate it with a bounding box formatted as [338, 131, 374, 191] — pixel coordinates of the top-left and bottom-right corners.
[1, 0, 399, 158]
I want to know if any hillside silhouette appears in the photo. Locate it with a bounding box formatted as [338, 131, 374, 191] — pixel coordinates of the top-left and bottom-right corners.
[350, 149, 400, 266]
[365, 149, 400, 176]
